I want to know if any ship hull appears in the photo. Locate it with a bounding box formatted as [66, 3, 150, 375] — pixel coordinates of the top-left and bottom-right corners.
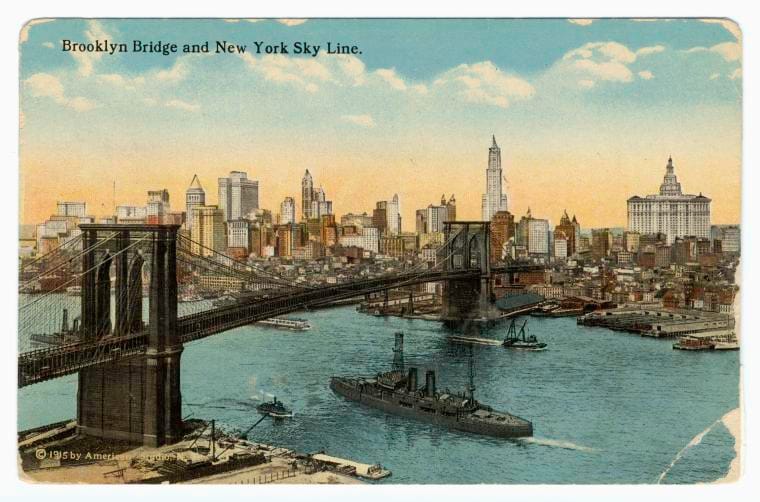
[330, 378, 533, 438]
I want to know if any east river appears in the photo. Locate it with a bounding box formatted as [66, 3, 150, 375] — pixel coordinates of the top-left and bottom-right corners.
[18, 303, 740, 484]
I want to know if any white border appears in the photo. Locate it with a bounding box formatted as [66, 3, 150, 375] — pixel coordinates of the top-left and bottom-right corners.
[2, 1, 756, 501]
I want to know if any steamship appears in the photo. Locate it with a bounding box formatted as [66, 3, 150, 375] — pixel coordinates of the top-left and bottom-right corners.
[330, 333, 533, 438]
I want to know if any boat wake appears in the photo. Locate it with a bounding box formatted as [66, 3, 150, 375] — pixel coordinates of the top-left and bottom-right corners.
[657, 408, 738, 483]
[519, 436, 597, 453]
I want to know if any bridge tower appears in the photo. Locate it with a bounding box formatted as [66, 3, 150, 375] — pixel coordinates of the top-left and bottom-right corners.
[441, 221, 495, 322]
[77, 224, 183, 447]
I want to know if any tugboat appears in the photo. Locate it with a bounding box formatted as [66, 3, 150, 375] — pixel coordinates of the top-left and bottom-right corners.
[503, 319, 547, 351]
[256, 396, 294, 419]
[330, 333, 533, 438]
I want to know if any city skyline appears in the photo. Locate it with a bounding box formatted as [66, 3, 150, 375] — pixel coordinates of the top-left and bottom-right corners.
[20, 19, 741, 227]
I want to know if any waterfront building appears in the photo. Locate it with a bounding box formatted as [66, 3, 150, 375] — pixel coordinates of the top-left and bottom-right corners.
[116, 205, 147, 224]
[623, 231, 640, 253]
[185, 174, 205, 231]
[227, 219, 250, 251]
[56, 201, 86, 218]
[415, 209, 428, 234]
[481, 136, 508, 221]
[380, 236, 406, 258]
[711, 225, 740, 254]
[338, 226, 379, 254]
[280, 197, 296, 225]
[321, 214, 338, 247]
[373, 202, 388, 236]
[275, 224, 293, 257]
[554, 236, 568, 260]
[592, 228, 613, 261]
[341, 212, 373, 229]
[490, 210, 514, 263]
[517, 209, 549, 256]
[444, 194, 457, 222]
[386, 194, 401, 235]
[426, 204, 448, 234]
[147, 189, 170, 224]
[627, 157, 711, 245]
[190, 205, 225, 256]
[554, 210, 577, 257]
[218, 171, 259, 222]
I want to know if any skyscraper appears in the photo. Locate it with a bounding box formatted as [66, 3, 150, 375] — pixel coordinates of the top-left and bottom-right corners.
[386, 194, 401, 235]
[627, 157, 711, 244]
[302, 169, 314, 220]
[56, 201, 87, 218]
[218, 171, 259, 222]
[191, 205, 226, 256]
[280, 197, 296, 225]
[147, 189, 170, 224]
[481, 136, 508, 221]
[185, 174, 205, 231]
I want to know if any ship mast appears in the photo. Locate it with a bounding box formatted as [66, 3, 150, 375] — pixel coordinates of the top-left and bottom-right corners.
[467, 346, 476, 401]
[393, 332, 404, 371]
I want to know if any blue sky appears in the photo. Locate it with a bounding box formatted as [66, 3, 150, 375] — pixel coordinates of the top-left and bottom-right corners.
[19, 18, 742, 227]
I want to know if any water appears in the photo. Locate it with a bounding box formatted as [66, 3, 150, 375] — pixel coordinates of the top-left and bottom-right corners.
[18, 305, 740, 484]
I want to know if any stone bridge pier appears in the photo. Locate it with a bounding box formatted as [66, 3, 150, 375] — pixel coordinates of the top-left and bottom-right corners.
[440, 221, 499, 323]
[76, 224, 183, 447]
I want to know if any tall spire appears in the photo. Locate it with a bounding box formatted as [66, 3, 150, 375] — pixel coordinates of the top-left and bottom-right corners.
[492, 134, 497, 147]
[188, 174, 203, 191]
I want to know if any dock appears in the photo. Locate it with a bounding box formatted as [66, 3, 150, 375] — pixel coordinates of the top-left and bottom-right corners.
[310, 453, 391, 480]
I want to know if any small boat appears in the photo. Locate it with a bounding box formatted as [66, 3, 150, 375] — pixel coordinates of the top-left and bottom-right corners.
[66, 285, 82, 296]
[712, 332, 740, 351]
[503, 319, 547, 351]
[256, 396, 293, 419]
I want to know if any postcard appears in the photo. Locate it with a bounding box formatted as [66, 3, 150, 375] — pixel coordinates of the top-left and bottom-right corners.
[17, 18, 742, 484]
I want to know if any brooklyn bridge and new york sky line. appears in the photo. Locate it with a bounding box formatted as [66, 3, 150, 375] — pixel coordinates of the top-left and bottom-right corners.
[19, 18, 741, 227]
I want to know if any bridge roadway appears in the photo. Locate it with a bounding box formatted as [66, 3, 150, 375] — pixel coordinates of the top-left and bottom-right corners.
[18, 265, 539, 387]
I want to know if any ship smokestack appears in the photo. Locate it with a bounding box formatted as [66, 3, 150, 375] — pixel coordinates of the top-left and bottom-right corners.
[62, 308, 69, 332]
[407, 367, 418, 392]
[425, 370, 436, 397]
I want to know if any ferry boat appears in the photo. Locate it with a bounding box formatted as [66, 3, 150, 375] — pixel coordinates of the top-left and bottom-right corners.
[672, 335, 714, 351]
[256, 317, 312, 331]
[503, 319, 547, 351]
[712, 332, 740, 351]
[256, 396, 294, 418]
[674, 332, 740, 351]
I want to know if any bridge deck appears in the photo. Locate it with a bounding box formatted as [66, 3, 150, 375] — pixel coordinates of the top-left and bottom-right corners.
[18, 265, 540, 387]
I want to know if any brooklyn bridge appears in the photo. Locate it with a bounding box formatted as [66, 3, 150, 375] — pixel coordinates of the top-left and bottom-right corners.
[18, 222, 541, 447]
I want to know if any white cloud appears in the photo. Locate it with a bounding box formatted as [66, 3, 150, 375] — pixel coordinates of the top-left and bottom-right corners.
[277, 19, 307, 27]
[96, 73, 145, 89]
[710, 73, 721, 80]
[557, 41, 661, 86]
[638, 70, 654, 80]
[578, 79, 595, 89]
[42, 41, 54, 49]
[568, 19, 594, 26]
[433, 61, 535, 108]
[70, 20, 111, 76]
[699, 19, 741, 41]
[375, 68, 407, 91]
[164, 99, 200, 112]
[20, 19, 53, 43]
[341, 114, 375, 128]
[729, 68, 742, 80]
[686, 42, 741, 62]
[636, 45, 665, 57]
[24, 72, 96, 111]
[155, 58, 189, 82]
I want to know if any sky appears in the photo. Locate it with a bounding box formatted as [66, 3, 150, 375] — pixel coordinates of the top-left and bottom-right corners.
[19, 18, 742, 229]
